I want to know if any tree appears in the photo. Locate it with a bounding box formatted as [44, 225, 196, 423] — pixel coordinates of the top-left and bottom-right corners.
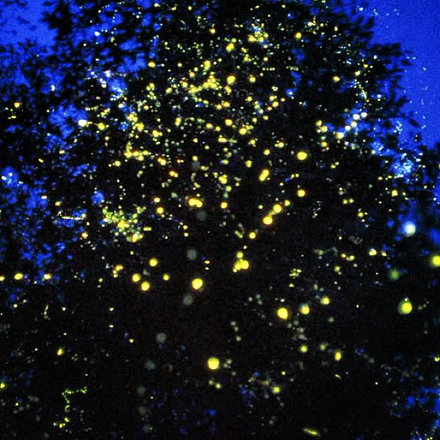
[1, 0, 439, 438]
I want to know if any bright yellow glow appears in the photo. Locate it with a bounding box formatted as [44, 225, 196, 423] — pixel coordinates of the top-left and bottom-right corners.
[227, 75, 236, 85]
[297, 189, 306, 198]
[249, 231, 257, 239]
[43, 273, 52, 280]
[299, 303, 310, 315]
[299, 344, 308, 353]
[162, 273, 170, 281]
[398, 298, 412, 315]
[57, 348, 64, 356]
[430, 254, 440, 268]
[225, 119, 233, 126]
[149, 258, 159, 267]
[14, 273, 23, 281]
[0, 382, 5, 389]
[259, 169, 270, 182]
[262, 215, 273, 226]
[191, 278, 204, 290]
[234, 259, 250, 272]
[78, 119, 87, 127]
[321, 296, 330, 305]
[297, 151, 308, 161]
[188, 197, 203, 208]
[277, 307, 289, 320]
[272, 385, 281, 394]
[295, 32, 302, 39]
[273, 204, 283, 214]
[369, 248, 377, 256]
[132, 273, 141, 283]
[238, 127, 247, 135]
[148, 61, 156, 68]
[207, 357, 220, 370]
[141, 281, 151, 292]
[334, 350, 342, 361]
[226, 42, 235, 52]
[220, 201, 228, 209]
[218, 174, 228, 184]
[303, 427, 320, 437]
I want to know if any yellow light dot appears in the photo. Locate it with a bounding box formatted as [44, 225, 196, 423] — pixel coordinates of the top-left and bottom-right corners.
[225, 119, 233, 126]
[43, 273, 52, 280]
[148, 61, 156, 68]
[249, 231, 257, 240]
[297, 189, 306, 198]
[13, 102, 21, 108]
[299, 344, 308, 353]
[398, 298, 412, 315]
[430, 254, 440, 268]
[333, 76, 340, 82]
[238, 127, 247, 135]
[277, 307, 289, 320]
[156, 206, 164, 215]
[297, 151, 308, 161]
[334, 350, 342, 361]
[191, 278, 204, 290]
[188, 197, 203, 208]
[141, 281, 151, 292]
[295, 32, 302, 39]
[218, 174, 228, 184]
[262, 215, 273, 226]
[207, 357, 220, 370]
[162, 273, 170, 281]
[57, 348, 64, 356]
[249, 75, 256, 83]
[273, 204, 283, 214]
[132, 273, 141, 283]
[227, 75, 236, 85]
[272, 386, 281, 394]
[0, 382, 6, 389]
[78, 119, 87, 127]
[240, 260, 250, 270]
[259, 169, 270, 182]
[220, 201, 228, 209]
[149, 258, 159, 267]
[321, 296, 330, 305]
[0, 276, 5, 282]
[226, 42, 235, 52]
[14, 273, 23, 281]
[369, 248, 377, 256]
[303, 428, 320, 437]
[299, 303, 310, 315]
[97, 122, 106, 131]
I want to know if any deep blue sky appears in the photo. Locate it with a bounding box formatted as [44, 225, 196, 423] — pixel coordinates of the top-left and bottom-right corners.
[1, 0, 439, 147]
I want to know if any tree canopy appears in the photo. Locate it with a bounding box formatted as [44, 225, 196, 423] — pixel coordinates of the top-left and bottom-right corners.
[1, 0, 439, 438]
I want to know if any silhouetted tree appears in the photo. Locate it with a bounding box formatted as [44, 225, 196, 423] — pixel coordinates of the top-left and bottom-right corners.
[1, 0, 439, 438]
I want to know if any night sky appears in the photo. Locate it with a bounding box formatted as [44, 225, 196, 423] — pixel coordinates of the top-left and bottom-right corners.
[1, 1, 439, 438]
